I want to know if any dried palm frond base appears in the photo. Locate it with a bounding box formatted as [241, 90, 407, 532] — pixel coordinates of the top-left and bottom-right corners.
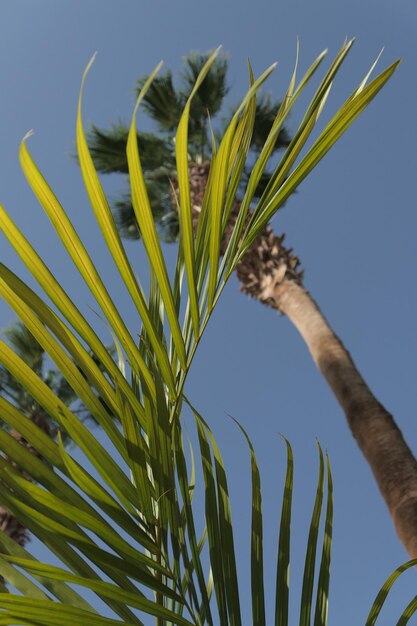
[0, 509, 28, 546]
[236, 227, 303, 307]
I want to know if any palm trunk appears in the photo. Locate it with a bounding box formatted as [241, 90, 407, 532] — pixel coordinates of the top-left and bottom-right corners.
[176, 164, 417, 558]
[246, 261, 417, 559]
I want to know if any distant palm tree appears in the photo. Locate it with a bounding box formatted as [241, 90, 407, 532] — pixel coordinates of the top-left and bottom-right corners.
[87, 50, 417, 561]
[87, 51, 290, 242]
[0, 321, 112, 551]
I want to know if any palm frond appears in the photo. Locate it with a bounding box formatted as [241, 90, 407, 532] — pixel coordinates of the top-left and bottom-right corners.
[180, 51, 229, 116]
[113, 182, 179, 243]
[87, 122, 131, 174]
[181, 52, 230, 156]
[135, 70, 184, 132]
[251, 93, 292, 152]
[3, 322, 44, 372]
[88, 124, 173, 175]
[0, 45, 408, 626]
[88, 49, 293, 237]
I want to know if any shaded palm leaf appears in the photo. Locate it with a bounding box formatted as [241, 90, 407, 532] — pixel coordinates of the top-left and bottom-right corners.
[3, 322, 44, 375]
[87, 123, 130, 174]
[135, 70, 183, 132]
[87, 123, 177, 242]
[180, 51, 229, 153]
[113, 182, 179, 242]
[180, 50, 229, 117]
[88, 124, 173, 174]
[251, 93, 292, 152]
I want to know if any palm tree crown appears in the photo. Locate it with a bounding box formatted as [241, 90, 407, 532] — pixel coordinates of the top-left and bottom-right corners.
[87, 51, 290, 241]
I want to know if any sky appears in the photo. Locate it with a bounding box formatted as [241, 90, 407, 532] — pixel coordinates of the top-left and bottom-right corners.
[0, 0, 416, 624]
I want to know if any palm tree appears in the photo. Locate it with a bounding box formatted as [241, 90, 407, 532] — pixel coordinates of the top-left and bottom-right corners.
[87, 51, 290, 243]
[0, 44, 412, 624]
[238, 236, 417, 560]
[87, 49, 417, 563]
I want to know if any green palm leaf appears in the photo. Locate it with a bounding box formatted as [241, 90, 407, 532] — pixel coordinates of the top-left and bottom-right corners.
[77, 58, 176, 396]
[233, 418, 265, 626]
[397, 597, 417, 625]
[127, 63, 187, 371]
[175, 49, 222, 338]
[275, 438, 293, 626]
[0, 530, 93, 609]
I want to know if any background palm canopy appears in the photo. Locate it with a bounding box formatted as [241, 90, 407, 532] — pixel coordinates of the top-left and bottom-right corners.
[0, 43, 412, 626]
[0, 322, 112, 440]
[87, 51, 290, 241]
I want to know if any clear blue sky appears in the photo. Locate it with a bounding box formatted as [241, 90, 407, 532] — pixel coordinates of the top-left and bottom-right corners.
[0, 1, 416, 624]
